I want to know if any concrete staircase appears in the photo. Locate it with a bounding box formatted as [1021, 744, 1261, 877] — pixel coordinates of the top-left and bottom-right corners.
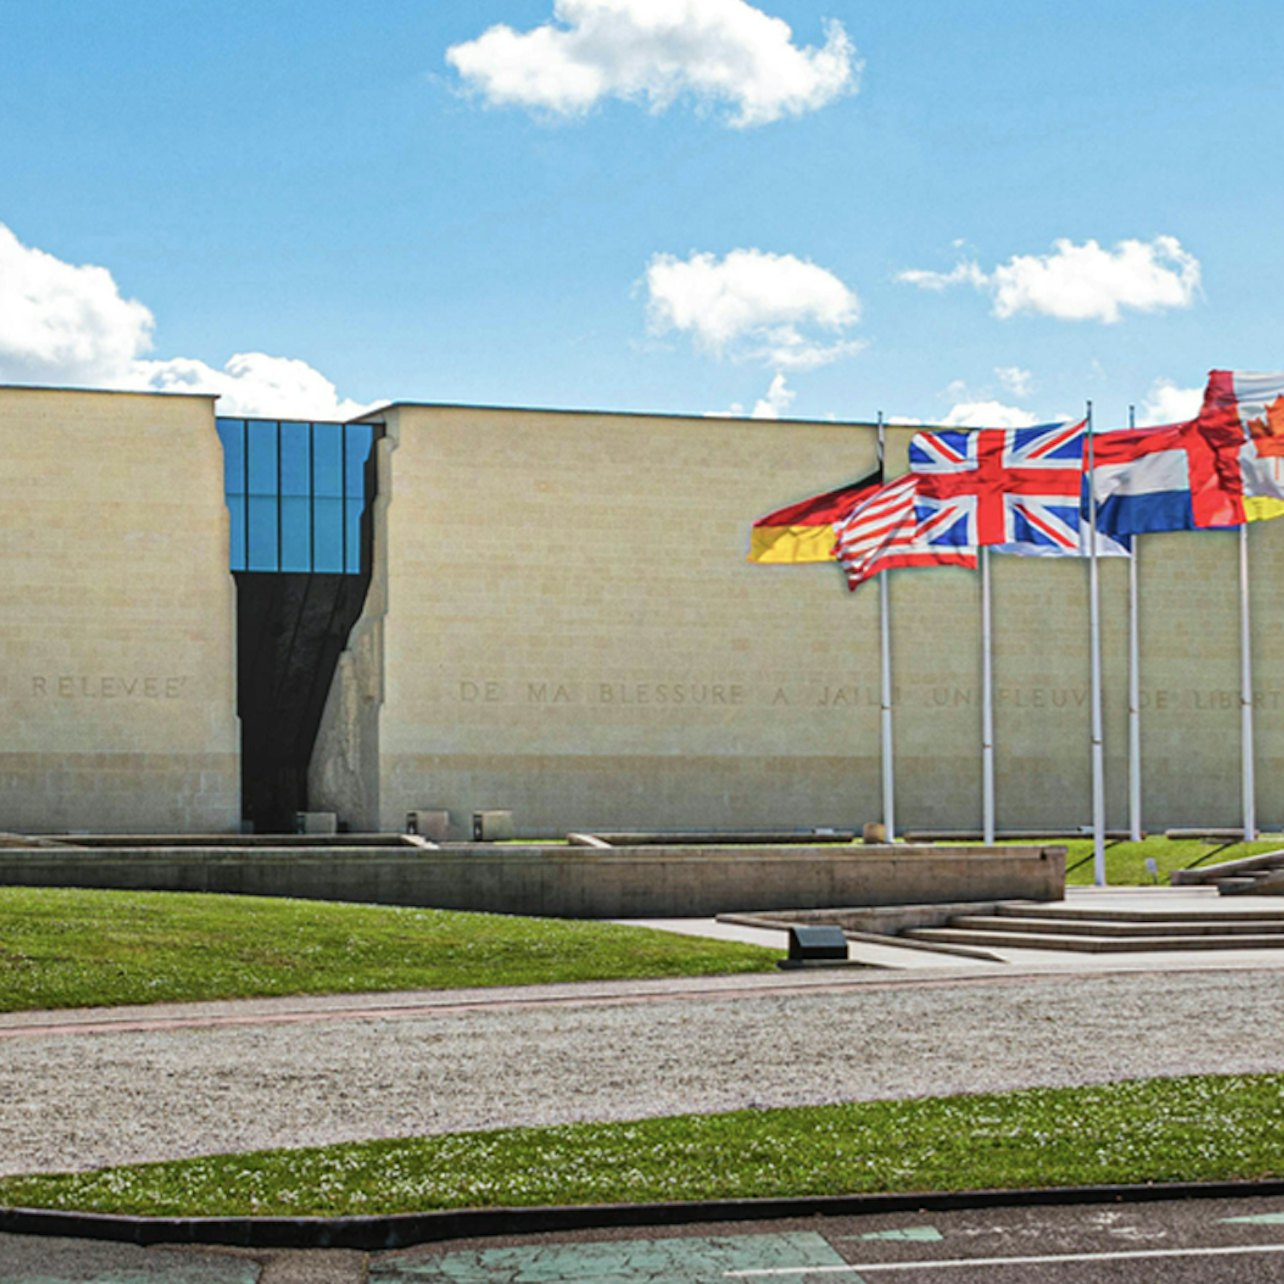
[903, 901, 1284, 954]
[1170, 848, 1284, 896]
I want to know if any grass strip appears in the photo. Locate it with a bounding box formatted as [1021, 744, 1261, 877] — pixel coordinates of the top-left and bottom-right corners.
[0, 886, 777, 1013]
[0, 1074, 1279, 1217]
[1061, 836, 1284, 886]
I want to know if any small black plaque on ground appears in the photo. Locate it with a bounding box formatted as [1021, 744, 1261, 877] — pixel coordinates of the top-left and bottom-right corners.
[785, 924, 849, 961]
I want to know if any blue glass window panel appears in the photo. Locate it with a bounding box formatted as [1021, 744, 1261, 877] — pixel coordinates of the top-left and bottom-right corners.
[246, 495, 279, 571]
[228, 496, 247, 571]
[312, 497, 344, 571]
[279, 422, 311, 497]
[219, 419, 375, 574]
[280, 497, 311, 572]
[313, 423, 344, 498]
[345, 426, 373, 496]
[218, 419, 246, 495]
[246, 421, 279, 496]
[344, 499, 365, 573]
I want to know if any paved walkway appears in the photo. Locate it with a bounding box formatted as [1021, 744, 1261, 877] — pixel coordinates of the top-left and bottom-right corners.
[624, 885, 1284, 971]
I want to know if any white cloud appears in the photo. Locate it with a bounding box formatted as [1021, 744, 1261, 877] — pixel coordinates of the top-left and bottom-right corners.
[762, 332, 867, 371]
[898, 236, 1201, 324]
[125, 353, 376, 421]
[896, 260, 988, 293]
[1137, 378, 1202, 426]
[446, 0, 859, 128]
[707, 372, 796, 419]
[0, 223, 155, 383]
[939, 400, 1040, 429]
[644, 247, 862, 369]
[995, 365, 1033, 397]
[0, 223, 374, 419]
[750, 371, 795, 418]
[992, 237, 1200, 323]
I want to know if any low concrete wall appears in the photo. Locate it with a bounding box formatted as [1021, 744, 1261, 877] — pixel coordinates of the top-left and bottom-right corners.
[726, 901, 1013, 935]
[0, 843, 1064, 918]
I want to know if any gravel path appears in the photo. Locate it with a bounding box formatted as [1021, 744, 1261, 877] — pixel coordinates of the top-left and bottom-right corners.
[3, 967, 1283, 1177]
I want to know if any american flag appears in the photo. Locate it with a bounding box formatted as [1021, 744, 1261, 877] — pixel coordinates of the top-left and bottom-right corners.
[833, 475, 978, 591]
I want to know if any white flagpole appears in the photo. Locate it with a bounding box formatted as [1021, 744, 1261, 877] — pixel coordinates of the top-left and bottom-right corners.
[1240, 523, 1256, 839]
[1087, 401, 1107, 885]
[981, 545, 995, 844]
[877, 412, 896, 841]
[1127, 405, 1143, 843]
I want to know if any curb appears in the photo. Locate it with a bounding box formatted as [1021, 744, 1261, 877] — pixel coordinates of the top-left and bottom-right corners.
[4, 1179, 1284, 1251]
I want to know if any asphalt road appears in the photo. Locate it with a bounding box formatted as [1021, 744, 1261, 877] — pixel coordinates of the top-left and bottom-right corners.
[4, 1193, 1284, 1281]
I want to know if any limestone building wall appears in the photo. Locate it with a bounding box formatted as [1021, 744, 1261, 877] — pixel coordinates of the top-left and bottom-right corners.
[309, 432, 394, 832]
[311, 406, 1284, 838]
[0, 388, 239, 833]
[11, 387, 1270, 839]
[312, 404, 885, 835]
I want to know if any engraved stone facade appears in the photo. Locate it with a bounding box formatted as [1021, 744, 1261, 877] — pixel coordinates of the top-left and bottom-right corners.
[308, 405, 1284, 837]
[0, 388, 239, 833]
[3, 386, 1279, 837]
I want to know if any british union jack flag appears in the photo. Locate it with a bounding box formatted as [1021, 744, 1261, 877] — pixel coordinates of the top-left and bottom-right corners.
[908, 420, 1129, 556]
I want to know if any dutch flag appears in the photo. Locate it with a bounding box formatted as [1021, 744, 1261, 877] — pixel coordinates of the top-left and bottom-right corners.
[1087, 422, 1196, 536]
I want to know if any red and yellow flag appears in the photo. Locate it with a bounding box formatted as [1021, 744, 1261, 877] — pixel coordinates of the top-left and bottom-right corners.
[749, 469, 882, 564]
[1192, 370, 1284, 525]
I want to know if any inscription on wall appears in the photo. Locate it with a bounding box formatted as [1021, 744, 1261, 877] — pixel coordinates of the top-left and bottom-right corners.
[27, 675, 191, 700]
[453, 678, 1284, 711]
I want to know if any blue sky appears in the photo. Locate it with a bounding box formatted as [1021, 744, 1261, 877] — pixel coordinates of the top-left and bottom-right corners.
[2, 0, 1280, 426]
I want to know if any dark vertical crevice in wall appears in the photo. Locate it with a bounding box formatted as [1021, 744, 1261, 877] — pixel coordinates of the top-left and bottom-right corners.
[234, 569, 372, 831]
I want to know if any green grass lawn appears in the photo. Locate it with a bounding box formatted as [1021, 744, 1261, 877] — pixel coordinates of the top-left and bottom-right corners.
[1, 1073, 1278, 1217]
[0, 886, 777, 1013]
[1060, 835, 1284, 886]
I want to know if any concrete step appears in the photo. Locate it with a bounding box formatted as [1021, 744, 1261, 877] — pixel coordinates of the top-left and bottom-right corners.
[951, 914, 1284, 938]
[995, 901, 1284, 924]
[906, 925, 1284, 953]
[1219, 877, 1272, 896]
[1212, 867, 1284, 898]
[1171, 849, 1284, 885]
[1241, 870, 1284, 894]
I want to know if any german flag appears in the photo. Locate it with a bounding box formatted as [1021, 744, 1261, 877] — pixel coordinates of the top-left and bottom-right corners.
[748, 469, 883, 564]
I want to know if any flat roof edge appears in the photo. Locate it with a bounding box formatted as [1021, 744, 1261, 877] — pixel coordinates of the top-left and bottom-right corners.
[370, 399, 878, 429]
[0, 385, 930, 431]
[0, 383, 219, 401]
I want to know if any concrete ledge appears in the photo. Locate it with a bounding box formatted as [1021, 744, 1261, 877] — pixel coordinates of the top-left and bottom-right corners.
[905, 829, 1133, 842]
[722, 900, 1016, 935]
[0, 843, 1065, 918]
[0, 834, 87, 850]
[583, 830, 857, 846]
[26, 833, 419, 849]
[5, 1179, 1284, 1251]
[1171, 848, 1284, 884]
